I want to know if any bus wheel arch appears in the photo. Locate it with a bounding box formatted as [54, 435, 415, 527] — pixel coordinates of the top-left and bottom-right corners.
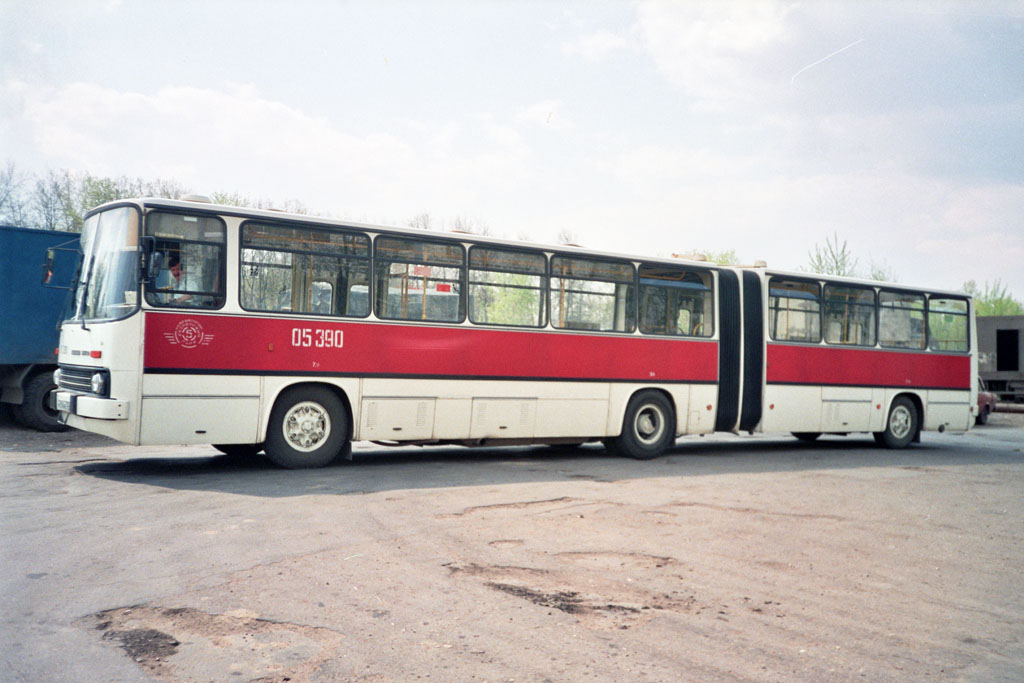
[876, 393, 921, 449]
[263, 382, 352, 468]
[611, 388, 676, 460]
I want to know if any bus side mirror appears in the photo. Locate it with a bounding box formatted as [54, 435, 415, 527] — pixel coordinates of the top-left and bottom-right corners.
[141, 237, 164, 283]
[147, 251, 164, 282]
[42, 249, 55, 285]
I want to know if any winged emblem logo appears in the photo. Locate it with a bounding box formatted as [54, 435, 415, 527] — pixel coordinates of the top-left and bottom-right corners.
[163, 319, 214, 349]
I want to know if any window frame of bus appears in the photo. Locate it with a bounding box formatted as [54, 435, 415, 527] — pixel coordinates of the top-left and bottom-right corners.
[926, 294, 970, 353]
[143, 209, 227, 311]
[467, 245, 547, 328]
[373, 234, 467, 324]
[238, 219, 371, 318]
[75, 203, 143, 323]
[878, 289, 927, 350]
[637, 262, 714, 338]
[549, 253, 637, 334]
[822, 283, 877, 347]
[767, 276, 823, 344]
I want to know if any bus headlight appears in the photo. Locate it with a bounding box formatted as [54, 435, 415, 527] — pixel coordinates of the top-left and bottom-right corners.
[91, 372, 107, 396]
[53, 369, 62, 387]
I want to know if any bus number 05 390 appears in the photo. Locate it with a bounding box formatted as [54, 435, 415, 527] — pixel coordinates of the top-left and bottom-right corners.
[291, 327, 344, 349]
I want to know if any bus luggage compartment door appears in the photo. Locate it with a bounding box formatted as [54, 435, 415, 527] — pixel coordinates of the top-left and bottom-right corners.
[360, 398, 436, 440]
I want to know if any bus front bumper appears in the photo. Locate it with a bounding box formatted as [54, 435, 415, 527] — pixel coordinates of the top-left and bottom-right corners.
[50, 390, 129, 420]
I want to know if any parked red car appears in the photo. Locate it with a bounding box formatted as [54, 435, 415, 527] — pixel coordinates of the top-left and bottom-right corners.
[977, 378, 998, 425]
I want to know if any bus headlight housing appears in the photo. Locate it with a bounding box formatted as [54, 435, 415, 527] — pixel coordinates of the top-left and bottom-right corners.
[53, 369, 62, 387]
[91, 372, 107, 396]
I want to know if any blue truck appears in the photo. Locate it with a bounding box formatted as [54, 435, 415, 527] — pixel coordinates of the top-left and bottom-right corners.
[0, 225, 79, 431]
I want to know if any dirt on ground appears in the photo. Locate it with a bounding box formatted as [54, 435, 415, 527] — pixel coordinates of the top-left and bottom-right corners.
[2, 409, 1023, 682]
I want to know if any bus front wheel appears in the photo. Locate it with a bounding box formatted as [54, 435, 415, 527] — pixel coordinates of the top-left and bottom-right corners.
[264, 386, 349, 468]
[876, 396, 918, 449]
[614, 390, 675, 460]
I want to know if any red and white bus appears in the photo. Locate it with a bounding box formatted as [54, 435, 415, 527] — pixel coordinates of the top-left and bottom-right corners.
[51, 197, 978, 468]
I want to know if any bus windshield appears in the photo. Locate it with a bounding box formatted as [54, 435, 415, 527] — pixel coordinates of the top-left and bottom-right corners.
[73, 206, 141, 322]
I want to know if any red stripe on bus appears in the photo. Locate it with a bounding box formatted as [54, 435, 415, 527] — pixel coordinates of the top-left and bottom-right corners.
[766, 343, 970, 389]
[144, 312, 720, 382]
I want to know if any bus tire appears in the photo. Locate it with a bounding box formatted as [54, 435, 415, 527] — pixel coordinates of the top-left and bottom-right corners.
[264, 386, 349, 469]
[12, 371, 68, 433]
[879, 396, 917, 449]
[792, 432, 821, 442]
[212, 444, 264, 458]
[614, 390, 675, 460]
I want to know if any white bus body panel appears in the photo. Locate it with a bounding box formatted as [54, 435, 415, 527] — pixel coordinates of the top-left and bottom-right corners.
[140, 374, 261, 445]
[924, 389, 971, 432]
[820, 386, 874, 432]
[760, 385, 822, 433]
[685, 384, 718, 434]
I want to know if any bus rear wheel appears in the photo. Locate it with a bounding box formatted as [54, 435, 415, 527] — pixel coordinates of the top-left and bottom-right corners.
[876, 396, 918, 449]
[264, 386, 349, 469]
[614, 390, 675, 460]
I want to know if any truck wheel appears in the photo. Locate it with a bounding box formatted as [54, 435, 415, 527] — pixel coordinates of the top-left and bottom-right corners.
[614, 390, 675, 460]
[12, 372, 68, 432]
[878, 396, 918, 449]
[264, 386, 349, 469]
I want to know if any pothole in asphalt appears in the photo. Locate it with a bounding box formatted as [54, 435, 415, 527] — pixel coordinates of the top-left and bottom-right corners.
[80, 605, 344, 681]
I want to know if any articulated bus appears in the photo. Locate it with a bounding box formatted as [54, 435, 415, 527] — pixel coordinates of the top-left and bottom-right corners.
[51, 197, 978, 468]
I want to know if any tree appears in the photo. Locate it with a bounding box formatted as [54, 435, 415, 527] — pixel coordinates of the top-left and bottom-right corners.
[671, 248, 739, 265]
[0, 161, 28, 225]
[28, 169, 188, 231]
[450, 215, 491, 236]
[407, 213, 433, 230]
[961, 280, 1024, 316]
[806, 232, 858, 277]
[867, 259, 897, 283]
[209, 191, 312, 215]
[32, 169, 78, 231]
[556, 228, 579, 245]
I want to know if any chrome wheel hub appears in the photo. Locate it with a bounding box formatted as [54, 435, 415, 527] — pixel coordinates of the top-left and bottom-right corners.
[890, 405, 912, 439]
[283, 401, 331, 452]
[635, 405, 666, 445]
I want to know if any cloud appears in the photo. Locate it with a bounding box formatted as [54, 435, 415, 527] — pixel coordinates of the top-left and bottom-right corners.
[18, 81, 411, 196]
[5, 73, 1022, 297]
[635, 0, 797, 108]
[561, 29, 628, 61]
[8, 79, 551, 227]
[517, 100, 574, 130]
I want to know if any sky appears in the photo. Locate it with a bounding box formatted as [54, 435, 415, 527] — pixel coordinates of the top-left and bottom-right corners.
[2, 0, 1023, 297]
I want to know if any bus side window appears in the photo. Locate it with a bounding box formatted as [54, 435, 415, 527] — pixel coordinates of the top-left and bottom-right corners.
[768, 278, 821, 343]
[468, 247, 546, 327]
[374, 236, 465, 323]
[928, 297, 969, 352]
[145, 213, 226, 309]
[879, 290, 926, 349]
[550, 256, 635, 333]
[824, 284, 876, 346]
[638, 263, 713, 337]
[240, 222, 370, 317]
